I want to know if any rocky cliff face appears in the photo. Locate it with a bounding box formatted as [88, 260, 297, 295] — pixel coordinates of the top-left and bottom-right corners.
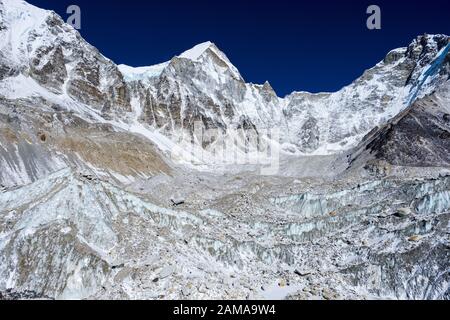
[0, 0, 449, 300]
[346, 79, 450, 175]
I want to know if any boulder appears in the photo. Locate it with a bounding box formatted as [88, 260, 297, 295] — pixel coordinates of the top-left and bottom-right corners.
[170, 196, 185, 206]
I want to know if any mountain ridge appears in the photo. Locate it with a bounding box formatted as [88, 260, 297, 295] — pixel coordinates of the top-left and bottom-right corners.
[0, 0, 449, 161]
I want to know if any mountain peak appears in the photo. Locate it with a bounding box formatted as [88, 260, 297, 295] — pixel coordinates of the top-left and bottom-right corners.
[177, 41, 242, 80]
[178, 41, 215, 61]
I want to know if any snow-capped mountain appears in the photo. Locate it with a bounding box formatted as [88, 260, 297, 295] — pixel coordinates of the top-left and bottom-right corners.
[0, 0, 449, 300]
[1, 0, 449, 164]
[0, 0, 131, 113]
[118, 35, 450, 157]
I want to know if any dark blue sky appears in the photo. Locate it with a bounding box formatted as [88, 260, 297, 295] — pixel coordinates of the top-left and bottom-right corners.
[27, 0, 450, 96]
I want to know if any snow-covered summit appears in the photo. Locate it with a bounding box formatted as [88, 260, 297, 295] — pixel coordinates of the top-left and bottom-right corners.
[118, 41, 222, 80]
[116, 41, 242, 85]
[179, 41, 214, 61]
[177, 41, 242, 80]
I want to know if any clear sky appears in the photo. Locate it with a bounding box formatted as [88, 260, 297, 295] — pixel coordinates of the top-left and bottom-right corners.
[26, 0, 450, 96]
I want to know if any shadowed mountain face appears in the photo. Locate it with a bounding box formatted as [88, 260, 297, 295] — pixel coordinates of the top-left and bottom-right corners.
[347, 81, 450, 171]
[0, 0, 450, 300]
[368, 93, 450, 167]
